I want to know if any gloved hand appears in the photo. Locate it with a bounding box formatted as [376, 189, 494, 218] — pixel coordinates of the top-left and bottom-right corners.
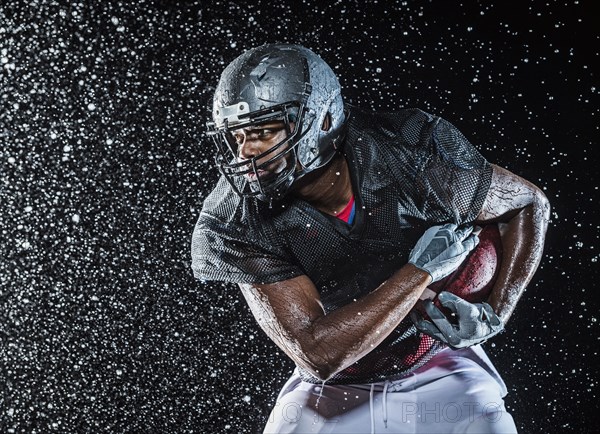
[408, 223, 479, 282]
[409, 291, 504, 349]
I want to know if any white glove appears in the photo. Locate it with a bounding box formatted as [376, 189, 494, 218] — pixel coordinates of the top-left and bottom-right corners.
[408, 223, 479, 282]
[410, 291, 504, 349]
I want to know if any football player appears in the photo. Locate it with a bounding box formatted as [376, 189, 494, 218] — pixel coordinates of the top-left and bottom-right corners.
[191, 44, 550, 433]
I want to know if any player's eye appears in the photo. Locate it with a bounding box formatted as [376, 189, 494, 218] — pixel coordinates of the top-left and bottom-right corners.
[257, 129, 273, 138]
[246, 128, 276, 141]
[231, 125, 284, 145]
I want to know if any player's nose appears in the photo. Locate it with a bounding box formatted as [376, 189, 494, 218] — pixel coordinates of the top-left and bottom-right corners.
[237, 136, 260, 160]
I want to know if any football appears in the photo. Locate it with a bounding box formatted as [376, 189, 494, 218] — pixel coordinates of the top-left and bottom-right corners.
[422, 224, 503, 304]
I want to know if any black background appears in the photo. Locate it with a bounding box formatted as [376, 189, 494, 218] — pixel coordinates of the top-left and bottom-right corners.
[1, 1, 598, 433]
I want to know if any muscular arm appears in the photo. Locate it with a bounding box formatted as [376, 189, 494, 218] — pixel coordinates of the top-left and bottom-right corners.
[476, 164, 551, 322]
[239, 264, 431, 381]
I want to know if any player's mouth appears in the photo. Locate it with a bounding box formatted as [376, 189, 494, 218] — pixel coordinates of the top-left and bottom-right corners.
[244, 169, 270, 182]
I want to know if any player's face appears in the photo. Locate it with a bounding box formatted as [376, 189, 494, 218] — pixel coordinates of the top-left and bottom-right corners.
[232, 121, 294, 182]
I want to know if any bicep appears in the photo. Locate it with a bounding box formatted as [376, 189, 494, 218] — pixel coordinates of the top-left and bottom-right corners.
[477, 164, 547, 223]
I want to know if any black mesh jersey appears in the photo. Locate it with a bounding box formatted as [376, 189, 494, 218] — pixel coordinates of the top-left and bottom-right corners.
[191, 106, 493, 384]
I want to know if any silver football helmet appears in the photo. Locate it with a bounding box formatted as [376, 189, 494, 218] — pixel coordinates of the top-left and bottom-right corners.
[207, 44, 346, 202]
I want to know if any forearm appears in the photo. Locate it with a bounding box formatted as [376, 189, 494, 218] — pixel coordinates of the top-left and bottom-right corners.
[306, 264, 430, 377]
[488, 198, 550, 322]
[243, 264, 430, 381]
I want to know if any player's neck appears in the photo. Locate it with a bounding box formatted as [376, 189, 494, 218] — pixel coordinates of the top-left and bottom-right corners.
[292, 154, 353, 217]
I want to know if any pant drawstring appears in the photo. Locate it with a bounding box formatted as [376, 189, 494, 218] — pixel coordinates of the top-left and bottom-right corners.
[382, 380, 389, 428]
[370, 383, 375, 434]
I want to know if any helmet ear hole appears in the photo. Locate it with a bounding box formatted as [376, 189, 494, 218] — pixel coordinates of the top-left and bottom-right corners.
[321, 112, 331, 132]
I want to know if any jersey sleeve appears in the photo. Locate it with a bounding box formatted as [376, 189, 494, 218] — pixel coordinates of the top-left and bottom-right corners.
[421, 115, 493, 223]
[190, 191, 303, 285]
